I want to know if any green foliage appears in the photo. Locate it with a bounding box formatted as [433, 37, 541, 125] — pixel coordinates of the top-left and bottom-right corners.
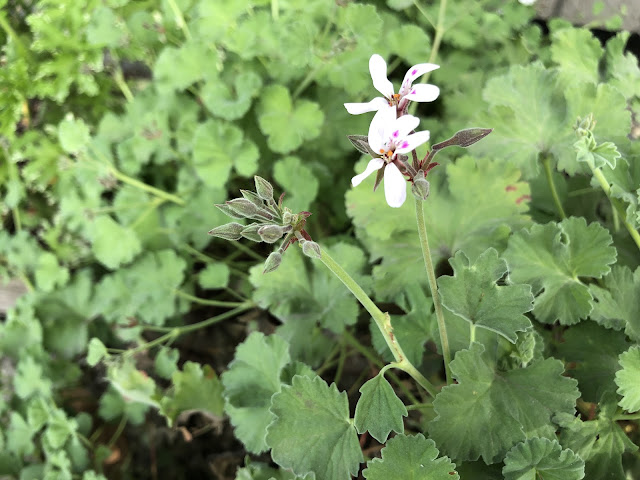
[429, 343, 579, 464]
[504, 217, 617, 325]
[363, 434, 459, 479]
[502, 437, 585, 480]
[354, 373, 407, 443]
[615, 345, 640, 412]
[266, 375, 363, 480]
[438, 248, 533, 342]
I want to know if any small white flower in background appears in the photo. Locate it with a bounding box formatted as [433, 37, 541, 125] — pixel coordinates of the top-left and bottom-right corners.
[351, 107, 431, 208]
[344, 54, 440, 116]
[518, 0, 536, 5]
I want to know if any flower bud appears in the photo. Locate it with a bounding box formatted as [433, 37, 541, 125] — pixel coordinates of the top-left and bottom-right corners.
[301, 240, 322, 259]
[226, 198, 259, 218]
[411, 172, 430, 201]
[254, 176, 274, 201]
[263, 251, 282, 273]
[241, 224, 263, 242]
[258, 225, 285, 244]
[282, 211, 293, 225]
[208, 222, 244, 241]
[432, 128, 493, 152]
[215, 203, 244, 219]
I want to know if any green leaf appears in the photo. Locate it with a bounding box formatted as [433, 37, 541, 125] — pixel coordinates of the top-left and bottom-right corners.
[222, 332, 290, 454]
[256, 85, 324, 154]
[45, 408, 77, 449]
[34, 252, 70, 292]
[235, 461, 297, 480]
[556, 322, 631, 403]
[504, 217, 616, 325]
[160, 362, 224, 426]
[192, 119, 259, 188]
[58, 116, 90, 153]
[98, 387, 149, 426]
[386, 25, 432, 66]
[153, 42, 211, 93]
[199, 262, 230, 289]
[363, 433, 459, 480]
[429, 343, 579, 464]
[14, 356, 52, 400]
[604, 32, 640, 99]
[438, 248, 533, 343]
[86, 6, 126, 47]
[91, 250, 186, 326]
[273, 156, 319, 212]
[266, 375, 363, 480]
[7, 412, 35, 456]
[590, 266, 640, 338]
[201, 70, 263, 120]
[574, 137, 621, 170]
[615, 345, 640, 412]
[107, 358, 159, 408]
[91, 215, 142, 270]
[551, 27, 602, 87]
[354, 373, 407, 443]
[502, 437, 585, 480]
[87, 338, 108, 367]
[154, 346, 179, 379]
[347, 156, 531, 299]
[557, 394, 638, 480]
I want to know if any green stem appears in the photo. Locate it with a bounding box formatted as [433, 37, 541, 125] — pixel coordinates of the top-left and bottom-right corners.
[413, 0, 436, 29]
[318, 247, 438, 397]
[542, 154, 566, 219]
[113, 67, 134, 103]
[614, 413, 640, 421]
[415, 197, 452, 384]
[174, 289, 247, 308]
[107, 166, 185, 206]
[342, 329, 421, 405]
[166, 0, 192, 40]
[592, 168, 640, 251]
[469, 323, 476, 346]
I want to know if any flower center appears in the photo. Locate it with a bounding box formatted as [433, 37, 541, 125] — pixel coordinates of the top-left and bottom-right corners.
[378, 144, 396, 162]
[386, 93, 402, 106]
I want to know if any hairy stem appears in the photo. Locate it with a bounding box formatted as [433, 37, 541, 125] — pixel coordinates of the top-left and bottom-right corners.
[319, 247, 438, 397]
[592, 168, 640, 251]
[415, 197, 452, 384]
[542, 154, 566, 219]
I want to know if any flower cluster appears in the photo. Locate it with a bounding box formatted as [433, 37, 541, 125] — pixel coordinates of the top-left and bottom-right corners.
[344, 54, 440, 208]
[209, 176, 320, 273]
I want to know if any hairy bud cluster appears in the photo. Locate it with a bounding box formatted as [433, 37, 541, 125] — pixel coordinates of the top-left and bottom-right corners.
[209, 176, 320, 273]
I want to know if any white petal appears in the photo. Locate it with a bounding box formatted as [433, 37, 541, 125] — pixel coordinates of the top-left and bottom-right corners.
[400, 63, 440, 93]
[395, 130, 431, 154]
[387, 114, 420, 143]
[383, 163, 407, 208]
[351, 158, 385, 187]
[368, 106, 396, 153]
[403, 84, 440, 103]
[344, 97, 389, 115]
[369, 54, 394, 99]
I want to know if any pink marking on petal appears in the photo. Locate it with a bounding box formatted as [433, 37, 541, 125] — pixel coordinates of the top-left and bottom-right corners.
[411, 89, 416, 95]
[393, 130, 399, 137]
[401, 141, 409, 149]
[411, 68, 418, 76]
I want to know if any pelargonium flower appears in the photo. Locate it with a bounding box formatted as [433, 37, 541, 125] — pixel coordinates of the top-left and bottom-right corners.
[344, 54, 440, 116]
[351, 107, 430, 208]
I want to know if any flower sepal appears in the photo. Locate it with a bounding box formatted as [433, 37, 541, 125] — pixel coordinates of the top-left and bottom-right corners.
[411, 170, 430, 202]
[347, 134, 379, 157]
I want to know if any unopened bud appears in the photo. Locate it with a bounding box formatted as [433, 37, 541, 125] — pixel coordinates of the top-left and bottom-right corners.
[301, 241, 322, 259]
[240, 189, 264, 207]
[411, 173, 430, 201]
[241, 224, 263, 242]
[215, 203, 245, 219]
[282, 211, 293, 225]
[254, 176, 274, 201]
[263, 251, 282, 273]
[208, 222, 244, 241]
[258, 225, 285, 244]
[432, 128, 493, 151]
[226, 198, 259, 218]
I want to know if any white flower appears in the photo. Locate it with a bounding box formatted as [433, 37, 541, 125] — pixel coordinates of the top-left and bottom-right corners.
[351, 108, 430, 208]
[518, 0, 536, 5]
[344, 54, 440, 115]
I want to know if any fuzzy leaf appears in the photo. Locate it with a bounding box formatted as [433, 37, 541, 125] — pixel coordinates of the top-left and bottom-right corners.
[429, 343, 579, 464]
[273, 156, 319, 212]
[504, 217, 616, 325]
[354, 373, 407, 443]
[222, 332, 290, 454]
[438, 248, 533, 342]
[266, 375, 363, 480]
[502, 437, 584, 480]
[90, 216, 142, 270]
[590, 266, 640, 338]
[363, 434, 459, 480]
[615, 345, 640, 413]
[256, 85, 324, 154]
